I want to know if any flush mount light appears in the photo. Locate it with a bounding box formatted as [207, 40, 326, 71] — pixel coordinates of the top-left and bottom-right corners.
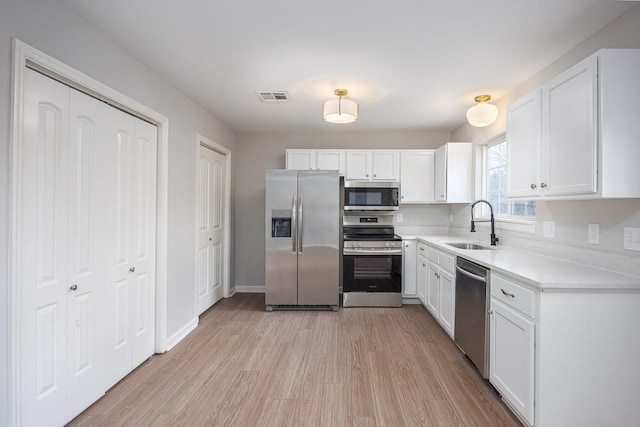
[323, 88, 358, 124]
[466, 94, 499, 127]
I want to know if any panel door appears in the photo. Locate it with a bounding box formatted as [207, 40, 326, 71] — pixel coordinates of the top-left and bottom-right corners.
[20, 67, 71, 427]
[196, 145, 226, 314]
[417, 259, 427, 305]
[286, 149, 315, 170]
[438, 270, 455, 337]
[507, 90, 542, 198]
[372, 150, 399, 180]
[66, 88, 109, 418]
[434, 145, 447, 201]
[542, 56, 597, 196]
[297, 171, 339, 305]
[426, 261, 440, 316]
[103, 111, 157, 389]
[490, 299, 535, 425]
[402, 241, 417, 297]
[316, 150, 344, 174]
[345, 151, 371, 180]
[400, 150, 435, 203]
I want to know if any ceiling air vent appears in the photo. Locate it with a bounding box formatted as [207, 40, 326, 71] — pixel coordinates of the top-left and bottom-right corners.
[257, 91, 289, 103]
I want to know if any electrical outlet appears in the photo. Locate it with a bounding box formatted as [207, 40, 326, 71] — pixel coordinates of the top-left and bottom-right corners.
[588, 223, 600, 244]
[543, 221, 555, 238]
[624, 227, 640, 251]
[396, 213, 403, 223]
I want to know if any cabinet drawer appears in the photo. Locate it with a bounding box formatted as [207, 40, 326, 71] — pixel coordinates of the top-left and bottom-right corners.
[417, 242, 428, 259]
[438, 251, 455, 274]
[427, 246, 439, 264]
[491, 274, 536, 318]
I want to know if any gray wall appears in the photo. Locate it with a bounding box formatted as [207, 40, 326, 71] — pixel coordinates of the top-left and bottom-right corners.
[0, 0, 236, 422]
[450, 5, 640, 272]
[234, 130, 451, 288]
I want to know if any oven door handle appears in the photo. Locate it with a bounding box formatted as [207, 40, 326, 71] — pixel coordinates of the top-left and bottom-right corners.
[343, 248, 402, 255]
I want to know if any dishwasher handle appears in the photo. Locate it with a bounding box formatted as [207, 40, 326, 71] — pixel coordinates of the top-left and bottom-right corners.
[456, 265, 487, 283]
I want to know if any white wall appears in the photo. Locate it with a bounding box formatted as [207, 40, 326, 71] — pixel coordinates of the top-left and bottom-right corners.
[450, 5, 640, 275]
[0, 0, 236, 422]
[234, 130, 451, 289]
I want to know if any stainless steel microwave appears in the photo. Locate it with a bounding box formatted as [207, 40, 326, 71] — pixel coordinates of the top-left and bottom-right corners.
[344, 181, 399, 211]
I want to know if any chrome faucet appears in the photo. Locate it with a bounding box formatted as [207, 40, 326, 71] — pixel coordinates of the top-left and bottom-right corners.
[470, 200, 499, 246]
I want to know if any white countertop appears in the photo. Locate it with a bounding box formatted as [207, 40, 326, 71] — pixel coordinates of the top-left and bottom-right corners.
[402, 234, 640, 290]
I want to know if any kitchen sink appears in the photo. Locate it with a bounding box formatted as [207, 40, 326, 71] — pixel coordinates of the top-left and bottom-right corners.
[445, 242, 494, 250]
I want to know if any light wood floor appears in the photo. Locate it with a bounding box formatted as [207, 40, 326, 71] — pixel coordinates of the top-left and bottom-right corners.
[69, 293, 521, 426]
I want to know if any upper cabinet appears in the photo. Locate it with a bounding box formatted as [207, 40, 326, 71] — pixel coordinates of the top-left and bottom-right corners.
[400, 150, 435, 203]
[345, 150, 399, 181]
[435, 143, 473, 203]
[507, 49, 640, 199]
[286, 149, 344, 174]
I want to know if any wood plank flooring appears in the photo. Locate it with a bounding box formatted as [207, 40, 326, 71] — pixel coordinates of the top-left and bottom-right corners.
[69, 294, 521, 426]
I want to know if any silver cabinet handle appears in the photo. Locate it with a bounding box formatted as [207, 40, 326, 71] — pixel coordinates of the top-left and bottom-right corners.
[540, 182, 547, 189]
[530, 183, 537, 189]
[298, 195, 303, 253]
[291, 195, 297, 253]
[69, 284, 78, 291]
[501, 289, 515, 298]
[129, 267, 135, 273]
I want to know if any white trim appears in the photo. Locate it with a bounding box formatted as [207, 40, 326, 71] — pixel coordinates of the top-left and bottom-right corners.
[165, 318, 199, 351]
[236, 285, 266, 293]
[9, 39, 170, 425]
[195, 134, 232, 302]
[474, 217, 537, 235]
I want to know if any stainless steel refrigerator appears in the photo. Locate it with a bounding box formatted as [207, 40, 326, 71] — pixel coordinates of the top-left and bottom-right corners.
[265, 169, 339, 311]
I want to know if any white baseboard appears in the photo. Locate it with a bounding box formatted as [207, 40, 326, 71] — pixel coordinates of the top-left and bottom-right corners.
[165, 317, 198, 351]
[235, 285, 265, 293]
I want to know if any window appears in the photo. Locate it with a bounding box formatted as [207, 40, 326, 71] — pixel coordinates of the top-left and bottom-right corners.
[483, 135, 536, 218]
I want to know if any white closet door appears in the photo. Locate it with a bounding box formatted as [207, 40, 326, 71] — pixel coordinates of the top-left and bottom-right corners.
[103, 110, 157, 389]
[196, 145, 225, 314]
[20, 68, 71, 427]
[66, 88, 109, 418]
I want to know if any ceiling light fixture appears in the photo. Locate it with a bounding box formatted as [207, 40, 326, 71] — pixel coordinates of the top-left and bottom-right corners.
[466, 95, 499, 127]
[323, 89, 358, 124]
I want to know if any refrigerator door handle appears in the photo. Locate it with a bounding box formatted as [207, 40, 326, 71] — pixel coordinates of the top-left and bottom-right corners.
[291, 195, 297, 253]
[298, 195, 303, 252]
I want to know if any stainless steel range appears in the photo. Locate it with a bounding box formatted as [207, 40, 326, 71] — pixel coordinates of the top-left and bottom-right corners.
[342, 213, 402, 307]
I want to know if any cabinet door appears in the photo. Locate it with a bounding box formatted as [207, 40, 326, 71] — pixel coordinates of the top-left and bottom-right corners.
[400, 150, 435, 203]
[426, 261, 440, 316]
[286, 149, 316, 170]
[542, 55, 597, 196]
[417, 258, 427, 304]
[507, 90, 542, 198]
[345, 151, 371, 180]
[490, 299, 535, 426]
[438, 270, 455, 337]
[316, 150, 344, 174]
[434, 145, 447, 201]
[402, 241, 417, 297]
[372, 150, 399, 180]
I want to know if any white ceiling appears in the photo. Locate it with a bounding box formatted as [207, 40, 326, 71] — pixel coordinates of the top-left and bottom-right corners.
[60, 0, 636, 132]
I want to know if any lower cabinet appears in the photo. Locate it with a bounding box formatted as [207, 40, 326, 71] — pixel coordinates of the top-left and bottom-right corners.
[490, 299, 535, 425]
[417, 248, 428, 305]
[402, 240, 417, 298]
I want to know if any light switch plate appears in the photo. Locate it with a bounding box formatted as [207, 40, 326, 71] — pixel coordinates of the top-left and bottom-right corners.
[543, 221, 555, 238]
[396, 213, 403, 223]
[588, 223, 600, 244]
[624, 227, 640, 251]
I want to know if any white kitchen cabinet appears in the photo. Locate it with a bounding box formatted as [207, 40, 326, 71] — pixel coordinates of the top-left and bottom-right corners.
[402, 240, 417, 298]
[438, 269, 455, 335]
[507, 91, 542, 198]
[434, 142, 473, 203]
[345, 150, 399, 181]
[416, 243, 428, 305]
[507, 48, 640, 199]
[399, 150, 435, 203]
[286, 149, 316, 170]
[420, 242, 456, 337]
[285, 149, 344, 174]
[426, 261, 440, 316]
[490, 290, 535, 426]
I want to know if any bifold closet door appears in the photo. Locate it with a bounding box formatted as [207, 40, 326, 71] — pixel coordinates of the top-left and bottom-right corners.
[103, 108, 157, 390]
[20, 69, 109, 425]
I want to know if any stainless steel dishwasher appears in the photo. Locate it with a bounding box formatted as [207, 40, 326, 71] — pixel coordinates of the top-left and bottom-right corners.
[454, 257, 490, 378]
